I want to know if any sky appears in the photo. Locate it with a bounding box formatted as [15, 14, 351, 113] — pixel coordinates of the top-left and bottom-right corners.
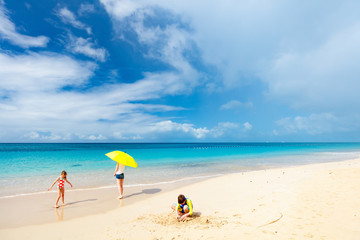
[1, 0, 360, 142]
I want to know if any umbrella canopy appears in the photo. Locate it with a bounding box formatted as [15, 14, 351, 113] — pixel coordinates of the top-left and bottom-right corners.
[105, 151, 138, 168]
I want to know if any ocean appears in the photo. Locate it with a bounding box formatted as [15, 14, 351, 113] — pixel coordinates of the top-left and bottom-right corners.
[1, 142, 360, 198]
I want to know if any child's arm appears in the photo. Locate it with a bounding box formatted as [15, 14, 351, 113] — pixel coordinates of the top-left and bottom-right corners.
[179, 212, 190, 221]
[187, 199, 193, 216]
[48, 177, 59, 191]
[175, 204, 182, 219]
[180, 200, 193, 221]
[65, 179, 73, 188]
[180, 207, 193, 221]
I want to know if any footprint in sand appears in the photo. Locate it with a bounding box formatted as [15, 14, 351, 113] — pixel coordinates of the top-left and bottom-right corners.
[262, 230, 275, 235]
[304, 233, 314, 238]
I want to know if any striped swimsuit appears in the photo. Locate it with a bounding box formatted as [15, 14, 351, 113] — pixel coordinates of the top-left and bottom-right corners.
[58, 177, 65, 189]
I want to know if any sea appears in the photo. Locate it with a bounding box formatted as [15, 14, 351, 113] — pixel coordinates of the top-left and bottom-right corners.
[1, 142, 360, 198]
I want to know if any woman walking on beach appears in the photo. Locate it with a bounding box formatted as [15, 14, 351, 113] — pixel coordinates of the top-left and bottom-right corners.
[48, 170, 73, 208]
[114, 162, 125, 199]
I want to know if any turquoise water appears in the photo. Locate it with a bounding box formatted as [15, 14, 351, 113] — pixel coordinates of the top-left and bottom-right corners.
[0, 142, 360, 197]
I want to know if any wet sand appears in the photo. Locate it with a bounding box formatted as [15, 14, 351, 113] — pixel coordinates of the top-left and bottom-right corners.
[0, 177, 208, 228]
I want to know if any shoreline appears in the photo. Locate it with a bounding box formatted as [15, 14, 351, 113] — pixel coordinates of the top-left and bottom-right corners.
[2, 142, 360, 199]
[2, 153, 357, 199]
[0, 157, 350, 228]
[1, 158, 360, 239]
[0, 173, 218, 229]
[0, 173, 225, 200]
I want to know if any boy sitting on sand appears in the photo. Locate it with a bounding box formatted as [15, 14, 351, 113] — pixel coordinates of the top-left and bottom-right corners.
[171, 194, 193, 221]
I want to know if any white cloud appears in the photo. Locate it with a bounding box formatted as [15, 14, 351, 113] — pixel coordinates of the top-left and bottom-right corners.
[112, 120, 246, 140]
[152, 0, 360, 92]
[275, 113, 344, 135]
[99, 0, 360, 112]
[131, 103, 186, 112]
[67, 35, 108, 62]
[100, 0, 142, 20]
[220, 100, 253, 110]
[78, 4, 95, 16]
[100, 1, 203, 95]
[3, 0, 360, 141]
[0, 56, 256, 142]
[0, 49, 206, 141]
[110, 0, 286, 87]
[25, 131, 71, 141]
[263, 22, 360, 111]
[0, 1, 49, 48]
[113, 132, 143, 140]
[24, 3, 31, 10]
[0, 51, 96, 92]
[57, 7, 92, 34]
[210, 122, 239, 138]
[150, 120, 209, 139]
[87, 134, 107, 140]
[243, 122, 252, 131]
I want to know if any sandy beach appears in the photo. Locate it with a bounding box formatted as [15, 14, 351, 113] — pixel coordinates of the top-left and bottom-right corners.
[1, 158, 360, 240]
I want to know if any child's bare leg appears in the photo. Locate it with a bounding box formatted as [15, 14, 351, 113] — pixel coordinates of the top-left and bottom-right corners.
[116, 179, 122, 199]
[120, 179, 124, 197]
[171, 203, 176, 211]
[55, 189, 61, 208]
[61, 189, 65, 205]
[183, 205, 189, 213]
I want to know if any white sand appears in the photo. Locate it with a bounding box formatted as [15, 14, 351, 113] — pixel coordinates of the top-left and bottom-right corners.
[1, 158, 360, 240]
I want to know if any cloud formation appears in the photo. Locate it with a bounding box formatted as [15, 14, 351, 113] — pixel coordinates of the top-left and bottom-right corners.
[0, 51, 96, 92]
[108, 0, 360, 112]
[78, 4, 95, 16]
[103, 0, 360, 140]
[100, 0, 142, 20]
[220, 100, 253, 111]
[263, 22, 360, 111]
[0, 50, 205, 142]
[57, 7, 92, 34]
[101, 1, 203, 92]
[243, 122, 252, 131]
[0, 1, 49, 48]
[275, 113, 342, 135]
[1, 0, 360, 142]
[66, 35, 108, 62]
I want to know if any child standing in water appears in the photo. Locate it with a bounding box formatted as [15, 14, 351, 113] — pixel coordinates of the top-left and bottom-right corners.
[48, 170, 73, 208]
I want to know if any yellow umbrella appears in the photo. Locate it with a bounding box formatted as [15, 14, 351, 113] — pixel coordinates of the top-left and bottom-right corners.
[105, 151, 138, 168]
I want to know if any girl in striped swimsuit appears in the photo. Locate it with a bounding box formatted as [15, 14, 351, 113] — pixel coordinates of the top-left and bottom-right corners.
[48, 170, 73, 208]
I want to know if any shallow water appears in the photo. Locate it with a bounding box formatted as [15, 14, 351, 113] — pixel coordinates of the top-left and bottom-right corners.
[1, 142, 360, 197]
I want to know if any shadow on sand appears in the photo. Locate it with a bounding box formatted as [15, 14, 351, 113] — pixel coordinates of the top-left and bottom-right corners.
[66, 198, 98, 206]
[53, 199, 97, 221]
[124, 188, 162, 199]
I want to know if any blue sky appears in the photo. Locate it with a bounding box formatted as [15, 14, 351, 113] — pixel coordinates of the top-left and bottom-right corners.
[1, 0, 360, 142]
